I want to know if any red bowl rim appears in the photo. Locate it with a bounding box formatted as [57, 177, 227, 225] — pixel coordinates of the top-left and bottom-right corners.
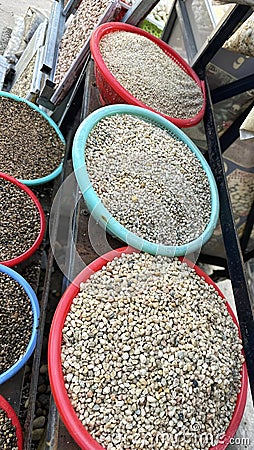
[0, 172, 45, 267]
[48, 247, 248, 450]
[0, 394, 23, 449]
[90, 22, 206, 128]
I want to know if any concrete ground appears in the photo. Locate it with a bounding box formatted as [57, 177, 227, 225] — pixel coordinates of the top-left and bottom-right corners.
[0, 0, 53, 37]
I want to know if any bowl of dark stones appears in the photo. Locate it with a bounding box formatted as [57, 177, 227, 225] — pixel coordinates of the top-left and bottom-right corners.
[0, 91, 65, 185]
[0, 172, 45, 267]
[0, 264, 40, 384]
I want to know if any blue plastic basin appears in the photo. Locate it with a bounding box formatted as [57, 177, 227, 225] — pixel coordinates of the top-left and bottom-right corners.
[0, 264, 40, 384]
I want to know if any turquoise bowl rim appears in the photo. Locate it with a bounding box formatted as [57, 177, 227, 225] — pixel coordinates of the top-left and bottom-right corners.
[72, 104, 219, 256]
[0, 91, 65, 186]
[0, 264, 40, 384]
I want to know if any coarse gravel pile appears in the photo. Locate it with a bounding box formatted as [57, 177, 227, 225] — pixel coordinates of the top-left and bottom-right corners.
[61, 252, 243, 450]
[0, 96, 64, 180]
[85, 113, 212, 246]
[0, 178, 40, 262]
[99, 31, 204, 119]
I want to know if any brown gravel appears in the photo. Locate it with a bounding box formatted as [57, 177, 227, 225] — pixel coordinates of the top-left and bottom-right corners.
[0, 96, 65, 180]
[0, 178, 41, 262]
[0, 272, 33, 375]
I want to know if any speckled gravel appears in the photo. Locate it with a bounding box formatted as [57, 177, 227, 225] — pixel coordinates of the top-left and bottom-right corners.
[0, 272, 33, 375]
[54, 0, 110, 85]
[0, 96, 65, 180]
[85, 114, 211, 246]
[11, 55, 36, 98]
[0, 178, 41, 262]
[0, 409, 18, 450]
[99, 31, 204, 119]
[61, 253, 243, 450]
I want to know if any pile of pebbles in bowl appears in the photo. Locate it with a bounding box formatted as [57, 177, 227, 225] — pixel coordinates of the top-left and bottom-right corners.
[0, 96, 65, 181]
[85, 113, 211, 246]
[0, 271, 33, 376]
[0, 177, 40, 262]
[11, 55, 37, 98]
[54, 0, 110, 85]
[61, 252, 243, 450]
[99, 31, 204, 119]
[0, 408, 18, 449]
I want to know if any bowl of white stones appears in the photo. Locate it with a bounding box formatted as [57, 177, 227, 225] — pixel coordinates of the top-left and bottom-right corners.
[72, 104, 219, 257]
[90, 22, 206, 128]
[48, 247, 247, 450]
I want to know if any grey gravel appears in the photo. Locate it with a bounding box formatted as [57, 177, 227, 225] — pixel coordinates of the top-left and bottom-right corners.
[54, 0, 110, 85]
[0, 408, 18, 450]
[0, 96, 65, 180]
[99, 31, 204, 119]
[0, 178, 41, 262]
[0, 272, 33, 375]
[85, 113, 212, 246]
[61, 253, 243, 450]
[11, 55, 36, 98]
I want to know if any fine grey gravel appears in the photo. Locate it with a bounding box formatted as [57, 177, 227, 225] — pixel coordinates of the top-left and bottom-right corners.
[11, 55, 37, 98]
[54, 0, 110, 85]
[61, 252, 243, 450]
[85, 113, 212, 246]
[99, 31, 204, 119]
[0, 96, 65, 180]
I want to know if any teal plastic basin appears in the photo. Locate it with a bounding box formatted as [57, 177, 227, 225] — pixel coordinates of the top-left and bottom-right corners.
[72, 104, 219, 256]
[0, 91, 65, 186]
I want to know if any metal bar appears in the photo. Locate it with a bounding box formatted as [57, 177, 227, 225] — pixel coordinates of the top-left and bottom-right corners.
[122, 0, 161, 25]
[64, 0, 82, 20]
[161, 1, 177, 43]
[211, 74, 254, 104]
[192, 5, 252, 76]
[176, 0, 197, 62]
[41, 0, 65, 74]
[219, 100, 254, 153]
[240, 202, 254, 254]
[245, 249, 254, 262]
[204, 78, 254, 403]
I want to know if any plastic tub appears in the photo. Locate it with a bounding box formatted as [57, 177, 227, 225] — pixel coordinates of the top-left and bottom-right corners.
[90, 22, 206, 128]
[72, 104, 219, 257]
[0, 264, 40, 384]
[0, 172, 46, 267]
[0, 394, 23, 449]
[48, 247, 248, 450]
[0, 91, 65, 186]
